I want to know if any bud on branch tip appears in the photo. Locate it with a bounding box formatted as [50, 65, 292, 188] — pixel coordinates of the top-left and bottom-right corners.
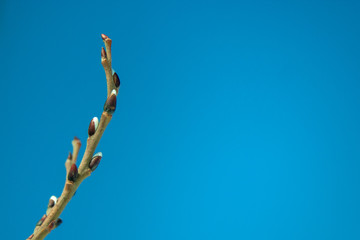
[72, 136, 81, 147]
[68, 164, 79, 182]
[88, 117, 99, 137]
[101, 33, 109, 40]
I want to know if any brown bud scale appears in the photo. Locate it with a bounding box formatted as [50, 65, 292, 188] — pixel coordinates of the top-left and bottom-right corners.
[67, 152, 72, 160]
[68, 164, 79, 182]
[88, 120, 96, 136]
[89, 154, 102, 171]
[101, 33, 109, 40]
[72, 136, 81, 148]
[88, 117, 99, 137]
[104, 93, 117, 114]
[48, 199, 55, 208]
[101, 47, 107, 58]
[55, 218, 63, 228]
[48, 220, 55, 230]
[113, 72, 120, 88]
[36, 214, 47, 226]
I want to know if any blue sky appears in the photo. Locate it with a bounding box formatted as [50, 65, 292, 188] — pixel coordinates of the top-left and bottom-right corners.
[1, 0, 360, 239]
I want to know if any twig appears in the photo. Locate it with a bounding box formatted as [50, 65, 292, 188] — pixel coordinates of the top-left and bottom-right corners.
[27, 33, 121, 240]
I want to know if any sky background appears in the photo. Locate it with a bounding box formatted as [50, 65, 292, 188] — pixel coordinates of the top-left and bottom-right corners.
[1, 0, 360, 239]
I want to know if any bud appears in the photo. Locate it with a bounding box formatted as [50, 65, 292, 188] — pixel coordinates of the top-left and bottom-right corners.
[101, 33, 109, 40]
[89, 152, 102, 171]
[55, 218, 63, 228]
[36, 214, 47, 226]
[48, 199, 55, 208]
[88, 117, 99, 137]
[104, 89, 117, 114]
[27, 234, 34, 239]
[68, 164, 79, 182]
[48, 220, 55, 231]
[48, 196, 57, 208]
[101, 47, 107, 58]
[113, 72, 120, 88]
[67, 152, 72, 161]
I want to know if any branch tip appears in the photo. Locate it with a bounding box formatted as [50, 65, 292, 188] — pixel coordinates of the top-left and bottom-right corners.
[72, 137, 81, 146]
[101, 33, 109, 40]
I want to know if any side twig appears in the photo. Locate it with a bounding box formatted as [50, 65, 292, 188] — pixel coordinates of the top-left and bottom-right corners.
[27, 33, 121, 240]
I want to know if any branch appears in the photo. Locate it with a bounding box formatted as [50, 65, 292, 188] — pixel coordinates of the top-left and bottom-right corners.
[27, 33, 121, 240]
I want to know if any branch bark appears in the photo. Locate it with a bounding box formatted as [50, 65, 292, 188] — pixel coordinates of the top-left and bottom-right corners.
[27, 33, 120, 240]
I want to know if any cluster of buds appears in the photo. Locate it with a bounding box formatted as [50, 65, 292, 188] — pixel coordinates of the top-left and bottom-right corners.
[32, 195, 62, 237]
[28, 33, 119, 240]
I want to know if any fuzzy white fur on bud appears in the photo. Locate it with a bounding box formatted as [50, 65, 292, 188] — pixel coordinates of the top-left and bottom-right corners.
[50, 196, 58, 205]
[104, 89, 117, 114]
[88, 117, 99, 137]
[111, 89, 117, 96]
[93, 117, 99, 131]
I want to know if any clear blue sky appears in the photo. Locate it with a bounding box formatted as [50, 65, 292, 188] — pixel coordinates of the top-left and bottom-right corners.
[1, 0, 360, 239]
